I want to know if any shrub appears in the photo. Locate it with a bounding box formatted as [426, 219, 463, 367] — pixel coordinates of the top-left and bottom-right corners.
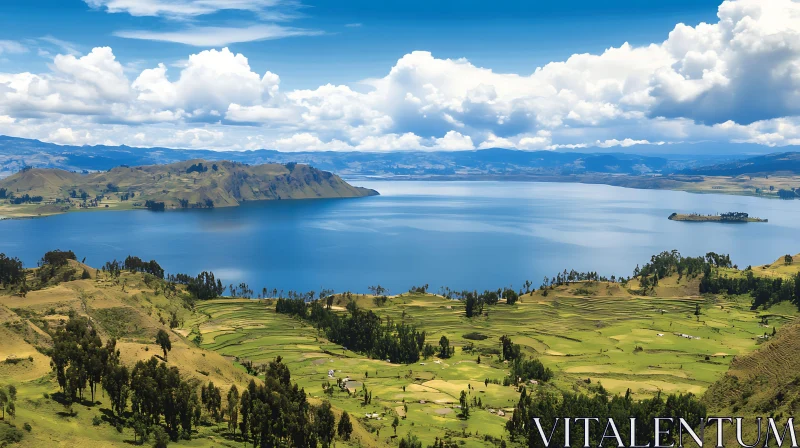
[462, 332, 489, 341]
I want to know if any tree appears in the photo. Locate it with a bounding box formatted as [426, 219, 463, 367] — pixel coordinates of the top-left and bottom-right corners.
[155, 330, 171, 361]
[7, 386, 15, 402]
[399, 434, 423, 448]
[503, 288, 519, 305]
[103, 363, 130, 417]
[392, 416, 400, 434]
[132, 414, 149, 445]
[238, 389, 250, 441]
[785, 254, 794, 265]
[315, 401, 336, 448]
[337, 410, 353, 440]
[465, 293, 477, 318]
[459, 390, 469, 418]
[438, 336, 452, 359]
[227, 385, 239, 436]
[200, 382, 222, 423]
[5, 401, 14, 419]
[152, 425, 169, 448]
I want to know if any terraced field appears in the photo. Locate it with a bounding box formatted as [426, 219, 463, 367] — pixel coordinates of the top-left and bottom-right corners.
[187, 281, 793, 447]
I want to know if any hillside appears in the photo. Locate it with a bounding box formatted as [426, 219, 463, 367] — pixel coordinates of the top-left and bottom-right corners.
[684, 152, 800, 176]
[1, 249, 798, 447]
[0, 160, 378, 218]
[703, 321, 800, 445]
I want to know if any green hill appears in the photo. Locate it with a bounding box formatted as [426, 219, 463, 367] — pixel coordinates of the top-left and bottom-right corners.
[2, 249, 799, 447]
[0, 160, 378, 218]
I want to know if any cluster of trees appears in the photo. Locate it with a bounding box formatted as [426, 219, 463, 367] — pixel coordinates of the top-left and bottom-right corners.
[633, 250, 729, 292]
[510, 358, 553, 383]
[0, 385, 17, 420]
[52, 313, 351, 446]
[69, 189, 90, 200]
[542, 270, 607, 290]
[0, 253, 24, 287]
[169, 271, 225, 301]
[9, 193, 44, 204]
[145, 200, 166, 211]
[128, 356, 202, 441]
[41, 249, 76, 267]
[234, 357, 349, 447]
[778, 189, 799, 200]
[499, 335, 553, 383]
[123, 256, 165, 279]
[34, 250, 79, 286]
[50, 314, 118, 404]
[506, 386, 706, 447]
[186, 271, 225, 301]
[276, 299, 426, 364]
[185, 163, 209, 174]
[463, 288, 520, 317]
[701, 269, 800, 309]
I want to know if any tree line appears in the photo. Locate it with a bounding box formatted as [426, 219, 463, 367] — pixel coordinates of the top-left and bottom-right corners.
[276, 299, 426, 364]
[123, 256, 165, 279]
[507, 385, 706, 447]
[701, 267, 800, 310]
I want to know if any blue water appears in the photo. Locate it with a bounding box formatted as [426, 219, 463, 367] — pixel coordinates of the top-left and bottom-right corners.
[2, 181, 800, 295]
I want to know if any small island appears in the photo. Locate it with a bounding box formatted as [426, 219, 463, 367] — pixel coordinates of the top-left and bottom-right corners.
[668, 212, 768, 223]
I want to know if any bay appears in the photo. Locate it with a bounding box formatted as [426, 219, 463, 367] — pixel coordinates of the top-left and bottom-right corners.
[2, 180, 799, 295]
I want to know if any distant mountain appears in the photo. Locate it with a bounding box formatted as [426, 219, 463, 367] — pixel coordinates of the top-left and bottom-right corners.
[0, 135, 743, 179]
[0, 160, 377, 216]
[682, 152, 800, 176]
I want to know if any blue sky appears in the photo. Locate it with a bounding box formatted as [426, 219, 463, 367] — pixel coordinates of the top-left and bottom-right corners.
[0, 0, 798, 152]
[3, 0, 721, 89]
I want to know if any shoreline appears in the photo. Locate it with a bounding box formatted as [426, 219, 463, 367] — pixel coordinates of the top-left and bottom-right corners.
[344, 173, 798, 200]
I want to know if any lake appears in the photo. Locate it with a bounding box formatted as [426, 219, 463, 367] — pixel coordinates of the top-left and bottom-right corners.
[2, 181, 800, 295]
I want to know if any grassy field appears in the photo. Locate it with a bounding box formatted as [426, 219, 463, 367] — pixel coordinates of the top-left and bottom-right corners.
[183, 271, 795, 447]
[0, 255, 797, 447]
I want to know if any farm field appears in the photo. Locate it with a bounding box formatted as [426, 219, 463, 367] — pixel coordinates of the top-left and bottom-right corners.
[0, 254, 797, 447]
[185, 274, 794, 447]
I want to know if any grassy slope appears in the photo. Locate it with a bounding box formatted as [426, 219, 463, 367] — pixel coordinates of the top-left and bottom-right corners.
[0, 268, 375, 447]
[1, 257, 799, 447]
[0, 160, 378, 218]
[185, 267, 797, 447]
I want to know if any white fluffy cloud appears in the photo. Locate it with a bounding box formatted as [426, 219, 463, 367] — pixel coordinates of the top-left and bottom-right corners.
[2, 0, 800, 151]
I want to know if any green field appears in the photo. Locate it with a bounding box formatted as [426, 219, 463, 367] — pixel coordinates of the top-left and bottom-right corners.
[1, 255, 798, 448]
[183, 280, 791, 447]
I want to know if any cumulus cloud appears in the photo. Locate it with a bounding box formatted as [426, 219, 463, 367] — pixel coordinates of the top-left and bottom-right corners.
[2, 0, 800, 151]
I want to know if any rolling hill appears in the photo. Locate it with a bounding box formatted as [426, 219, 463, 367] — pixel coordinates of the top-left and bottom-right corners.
[683, 152, 800, 176]
[0, 135, 739, 178]
[0, 160, 378, 217]
[1, 249, 798, 447]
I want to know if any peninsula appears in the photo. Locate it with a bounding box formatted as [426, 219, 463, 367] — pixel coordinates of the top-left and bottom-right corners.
[668, 212, 767, 223]
[0, 160, 378, 219]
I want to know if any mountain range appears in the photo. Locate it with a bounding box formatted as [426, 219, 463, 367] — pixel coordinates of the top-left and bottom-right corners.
[0, 135, 798, 179]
